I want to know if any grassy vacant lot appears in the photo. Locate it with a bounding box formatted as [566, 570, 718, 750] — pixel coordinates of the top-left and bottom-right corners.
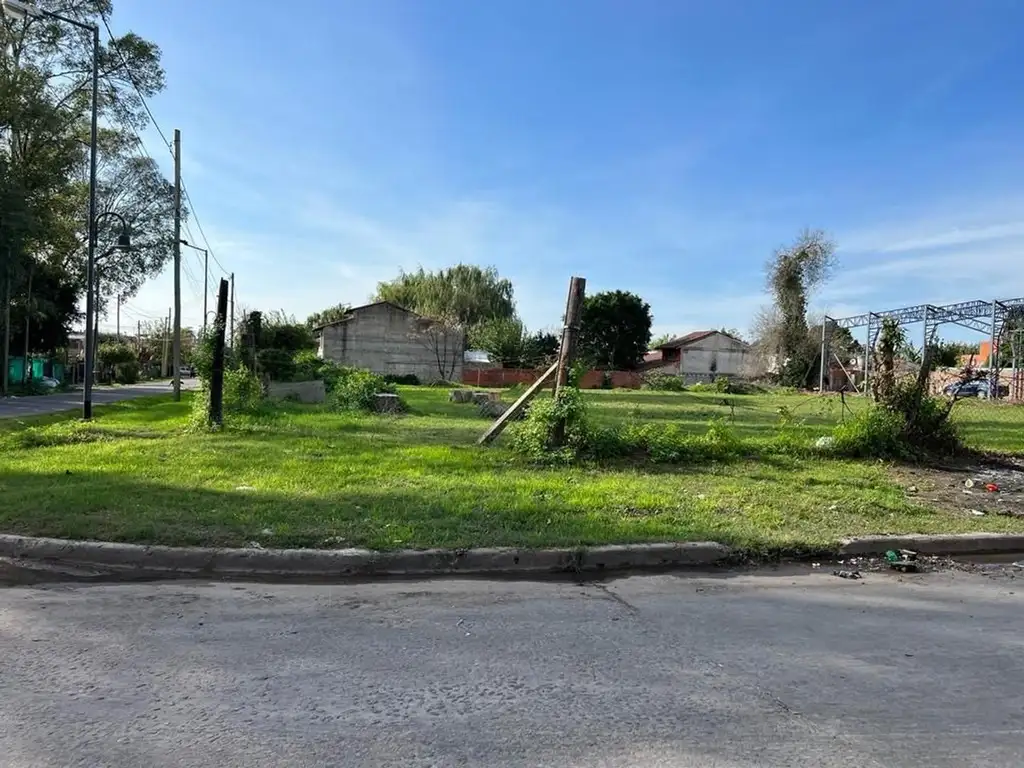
[0, 387, 1021, 552]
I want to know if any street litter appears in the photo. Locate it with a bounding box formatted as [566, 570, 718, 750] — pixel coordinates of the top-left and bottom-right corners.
[832, 570, 862, 580]
[968, 509, 986, 516]
[964, 479, 975, 488]
[885, 549, 919, 572]
[985, 483, 1000, 493]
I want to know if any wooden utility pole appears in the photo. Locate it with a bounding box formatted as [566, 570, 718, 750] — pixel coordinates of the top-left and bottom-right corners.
[554, 276, 586, 395]
[172, 128, 182, 400]
[116, 294, 121, 339]
[478, 275, 587, 446]
[552, 276, 586, 445]
[229, 272, 235, 349]
[137, 321, 141, 351]
[209, 278, 229, 426]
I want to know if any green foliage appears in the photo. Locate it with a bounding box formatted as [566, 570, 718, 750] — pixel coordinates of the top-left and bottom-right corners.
[766, 229, 836, 387]
[224, 367, 265, 414]
[257, 347, 296, 382]
[332, 369, 398, 412]
[834, 378, 964, 459]
[527, 331, 560, 366]
[649, 332, 676, 349]
[928, 340, 977, 369]
[508, 388, 592, 464]
[114, 361, 140, 385]
[642, 372, 687, 392]
[383, 373, 421, 386]
[306, 303, 350, 329]
[579, 290, 653, 370]
[472, 316, 532, 368]
[375, 264, 515, 328]
[509, 388, 748, 466]
[96, 342, 136, 367]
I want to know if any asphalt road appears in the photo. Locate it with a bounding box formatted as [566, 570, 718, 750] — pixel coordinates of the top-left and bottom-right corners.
[1, 567, 1022, 767]
[0, 379, 195, 419]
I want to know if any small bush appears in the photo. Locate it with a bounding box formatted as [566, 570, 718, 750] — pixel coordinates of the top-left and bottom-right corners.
[257, 347, 297, 382]
[114, 361, 140, 384]
[831, 379, 964, 459]
[332, 368, 398, 412]
[383, 373, 420, 386]
[508, 388, 591, 464]
[643, 373, 687, 392]
[224, 367, 265, 414]
[689, 381, 712, 392]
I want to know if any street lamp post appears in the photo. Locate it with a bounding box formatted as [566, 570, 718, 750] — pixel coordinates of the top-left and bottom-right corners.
[1, 0, 105, 418]
[180, 239, 209, 334]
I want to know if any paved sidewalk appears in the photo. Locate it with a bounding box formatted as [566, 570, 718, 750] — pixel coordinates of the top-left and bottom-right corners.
[1, 567, 1021, 767]
[0, 379, 196, 419]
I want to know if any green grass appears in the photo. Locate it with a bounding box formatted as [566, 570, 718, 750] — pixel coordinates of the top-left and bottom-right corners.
[0, 388, 1021, 552]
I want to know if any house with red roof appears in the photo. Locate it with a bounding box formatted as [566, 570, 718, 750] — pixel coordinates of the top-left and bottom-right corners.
[641, 330, 751, 380]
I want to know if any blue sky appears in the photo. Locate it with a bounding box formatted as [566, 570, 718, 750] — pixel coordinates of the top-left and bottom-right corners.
[111, 0, 1024, 342]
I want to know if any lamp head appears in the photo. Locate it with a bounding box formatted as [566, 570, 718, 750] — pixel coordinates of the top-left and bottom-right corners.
[0, 0, 39, 21]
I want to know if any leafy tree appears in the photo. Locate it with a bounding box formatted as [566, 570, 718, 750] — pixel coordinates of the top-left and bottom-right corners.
[1, 1, 169, 389]
[765, 229, 836, 386]
[526, 330, 560, 366]
[579, 290, 652, 370]
[375, 264, 515, 332]
[306, 302, 350, 328]
[473, 316, 531, 368]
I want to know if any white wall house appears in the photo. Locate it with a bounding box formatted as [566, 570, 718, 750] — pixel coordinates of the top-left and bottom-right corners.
[642, 330, 751, 381]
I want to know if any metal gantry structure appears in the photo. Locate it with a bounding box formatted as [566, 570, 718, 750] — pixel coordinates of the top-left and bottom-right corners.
[820, 296, 1024, 399]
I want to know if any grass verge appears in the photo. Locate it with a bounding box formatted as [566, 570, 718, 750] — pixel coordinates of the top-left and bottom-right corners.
[0, 389, 1021, 552]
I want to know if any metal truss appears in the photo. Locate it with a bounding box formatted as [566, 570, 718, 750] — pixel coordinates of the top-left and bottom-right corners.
[820, 297, 1024, 398]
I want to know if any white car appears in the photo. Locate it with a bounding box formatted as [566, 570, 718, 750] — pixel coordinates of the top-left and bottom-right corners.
[39, 376, 61, 389]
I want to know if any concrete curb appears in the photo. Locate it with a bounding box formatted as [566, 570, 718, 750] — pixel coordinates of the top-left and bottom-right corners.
[840, 533, 1024, 556]
[0, 535, 732, 580]
[1, 532, 1021, 582]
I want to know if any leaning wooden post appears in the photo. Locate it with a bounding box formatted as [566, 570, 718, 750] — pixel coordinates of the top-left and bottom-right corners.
[555, 277, 586, 395]
[552, 276, 586, 445]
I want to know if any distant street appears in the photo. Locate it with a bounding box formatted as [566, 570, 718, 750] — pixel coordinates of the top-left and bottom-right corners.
[0, 379, 197, 419]
[1, 568, 1022, 767]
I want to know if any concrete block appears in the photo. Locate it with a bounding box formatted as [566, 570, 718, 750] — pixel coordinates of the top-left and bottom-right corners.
[266, 380, 326, 404]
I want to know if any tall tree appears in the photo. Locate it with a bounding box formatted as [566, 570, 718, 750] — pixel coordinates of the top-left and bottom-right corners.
[1, 1, 167, 366]
[579, 290, 652, 370]
[764, 229, 836, 386]
[375, 264, 515, 332]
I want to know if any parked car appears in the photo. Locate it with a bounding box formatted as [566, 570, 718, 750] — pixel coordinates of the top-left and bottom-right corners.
[178, 366, 195, 378]
[39, 376, 61, 390]
[943, 379, 1008, 398]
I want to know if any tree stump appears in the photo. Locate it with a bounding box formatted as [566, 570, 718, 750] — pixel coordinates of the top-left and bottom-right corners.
[372, 393, 404, 414]
[449, 389, 474, 403]
[478, 400, 509, 419]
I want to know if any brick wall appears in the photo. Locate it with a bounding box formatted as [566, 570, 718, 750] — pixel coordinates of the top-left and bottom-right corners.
[461, 367, 644, 389]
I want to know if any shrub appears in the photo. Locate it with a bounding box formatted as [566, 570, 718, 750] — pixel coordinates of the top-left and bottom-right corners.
[383, 373, 420, 386]
[114, 361, 140, 384]
[831, 378, 964, 459]
[257, 347, 297, 382]
[508, 388, 592, 463]
[224, 366, 265, 414]
[643, 373, 687, 392]
[332, 368, 397, 412]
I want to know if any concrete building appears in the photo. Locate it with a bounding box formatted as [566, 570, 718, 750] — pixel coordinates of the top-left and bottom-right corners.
[314, 301, 464, 383]
[642, 330, 751, 382]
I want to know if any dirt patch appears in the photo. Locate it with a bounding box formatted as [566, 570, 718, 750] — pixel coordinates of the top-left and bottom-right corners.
[895, 458, 1024, 520]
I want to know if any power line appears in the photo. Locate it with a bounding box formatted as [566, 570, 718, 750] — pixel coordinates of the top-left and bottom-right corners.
[100, 13, 230, 280]
[99, 13, 173, 155]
